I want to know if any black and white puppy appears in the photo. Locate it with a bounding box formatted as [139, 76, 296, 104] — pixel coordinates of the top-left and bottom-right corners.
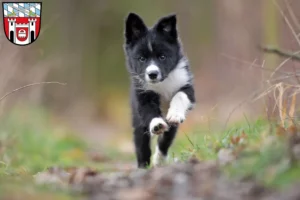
[123, 13, 195, 168]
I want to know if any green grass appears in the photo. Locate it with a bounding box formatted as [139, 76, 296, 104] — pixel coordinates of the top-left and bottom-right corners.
[0, 106, 88, 176]
[0, 106, 133, 176]
[171, 118, 300, 188]
[170, 118, 266, 160]
[0, 106, 94, 198]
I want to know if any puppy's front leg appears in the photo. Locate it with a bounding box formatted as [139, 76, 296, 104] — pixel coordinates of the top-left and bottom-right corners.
[166, 85, 195, 125]
[136, 90, 169, 136]
[134, 90, 169, 168]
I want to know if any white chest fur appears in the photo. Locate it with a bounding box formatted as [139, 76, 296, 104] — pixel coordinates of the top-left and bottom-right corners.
[146, 59, 190, 102]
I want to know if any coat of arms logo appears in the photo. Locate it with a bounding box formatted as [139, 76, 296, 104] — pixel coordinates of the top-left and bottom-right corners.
[2, 2, 42, 46]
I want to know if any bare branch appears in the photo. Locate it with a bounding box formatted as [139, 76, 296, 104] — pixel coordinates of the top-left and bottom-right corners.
[273, 0, 300, 47]
[221, 53, 286, 74]
[0, 82, 67, 102]
[260, 46, 300, 61]
[284, 0, 300, 31]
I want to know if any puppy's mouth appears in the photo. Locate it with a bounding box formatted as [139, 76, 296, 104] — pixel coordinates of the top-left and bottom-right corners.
[147, 79, 160, 84]
[146, 76, 166, 84]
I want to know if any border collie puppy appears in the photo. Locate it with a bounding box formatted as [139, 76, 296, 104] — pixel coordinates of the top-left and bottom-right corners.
[123, 13, 195, 168]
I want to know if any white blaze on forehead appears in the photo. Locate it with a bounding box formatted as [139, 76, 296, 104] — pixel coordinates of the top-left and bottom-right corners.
[148, 40, 153, 52]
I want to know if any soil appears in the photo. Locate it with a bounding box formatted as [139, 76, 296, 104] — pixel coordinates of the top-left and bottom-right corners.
[35, 158, 300, 200]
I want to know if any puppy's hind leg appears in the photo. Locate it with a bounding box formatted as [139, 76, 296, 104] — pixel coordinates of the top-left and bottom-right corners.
[133, 127, 152, 168]
[152, 125, 178, 167]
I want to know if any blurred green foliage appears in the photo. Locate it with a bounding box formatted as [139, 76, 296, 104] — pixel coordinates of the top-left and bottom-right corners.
[0, 106, 87, 175]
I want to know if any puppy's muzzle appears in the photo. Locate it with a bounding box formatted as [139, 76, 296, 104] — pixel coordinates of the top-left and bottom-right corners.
[148, 70, 159, 80]
[145, 64, 162, 83]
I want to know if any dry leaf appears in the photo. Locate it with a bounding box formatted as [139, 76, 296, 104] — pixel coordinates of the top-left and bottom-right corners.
[69, 167, 98, 184]
[88, 151, 110, 163]
[276, 125, 286, 137]
[241, 131, 248, 139]
[34, 166, 99, 187]
[287, 125, 297, 135]
[230, 136, 240, 145]
[230, 132, 247, 146]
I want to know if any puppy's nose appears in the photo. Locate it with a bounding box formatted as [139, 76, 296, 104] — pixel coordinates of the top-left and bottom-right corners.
[148, 70, 159, 80]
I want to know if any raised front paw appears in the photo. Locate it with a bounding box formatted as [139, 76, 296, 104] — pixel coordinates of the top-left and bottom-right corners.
[166, 108, 185, 125]
[149, 117, 169, 136]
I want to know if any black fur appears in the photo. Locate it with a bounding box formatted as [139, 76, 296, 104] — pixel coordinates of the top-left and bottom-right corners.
[124, 13, 195, 168]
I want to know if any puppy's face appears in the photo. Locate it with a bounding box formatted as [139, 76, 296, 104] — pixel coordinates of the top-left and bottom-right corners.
[124, 13, 181, 86]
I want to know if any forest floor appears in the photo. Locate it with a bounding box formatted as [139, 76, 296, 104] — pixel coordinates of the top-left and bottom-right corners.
[1, 106, 300, 200]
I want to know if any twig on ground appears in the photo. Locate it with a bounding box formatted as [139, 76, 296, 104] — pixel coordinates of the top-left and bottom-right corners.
[260, 46, 300, 61]
[0, 82, 67, 103]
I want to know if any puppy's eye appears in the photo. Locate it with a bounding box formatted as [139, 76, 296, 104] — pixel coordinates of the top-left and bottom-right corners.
[138, 56, 146, 62]
[159, 54, 166, 61]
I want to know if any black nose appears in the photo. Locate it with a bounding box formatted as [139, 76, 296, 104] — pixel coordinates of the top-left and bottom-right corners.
[148, 71, 159, 80]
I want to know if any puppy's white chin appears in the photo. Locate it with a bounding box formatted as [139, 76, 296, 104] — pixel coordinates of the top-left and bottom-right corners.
[148, 81, 159, 84]
[146, 79, 161, 85]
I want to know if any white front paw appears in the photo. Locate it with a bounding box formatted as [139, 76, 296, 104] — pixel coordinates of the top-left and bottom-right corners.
[149, 117, 169, 136]
[166, 108, 185, 125]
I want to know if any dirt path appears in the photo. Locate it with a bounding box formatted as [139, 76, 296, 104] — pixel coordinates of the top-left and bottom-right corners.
[35, 158, 300, 200]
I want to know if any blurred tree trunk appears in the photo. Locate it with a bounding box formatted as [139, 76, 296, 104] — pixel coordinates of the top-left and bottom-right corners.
[262, 0, 280, 121]
[215, 0, 263, 91]
[213, 0, 263, 122]
[263, 0, 279, 70]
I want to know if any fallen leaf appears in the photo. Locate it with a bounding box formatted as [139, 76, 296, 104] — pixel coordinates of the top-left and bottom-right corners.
[88, 151, 110, 163]
[69, 167, 98, 185]
[287, 125, 297, 135]
[276, 125, 286, 137]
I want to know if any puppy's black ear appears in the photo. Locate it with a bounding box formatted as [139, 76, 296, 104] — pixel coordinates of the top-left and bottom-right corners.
[125, 13, 147, 44]
[154, 14, 177, 40]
